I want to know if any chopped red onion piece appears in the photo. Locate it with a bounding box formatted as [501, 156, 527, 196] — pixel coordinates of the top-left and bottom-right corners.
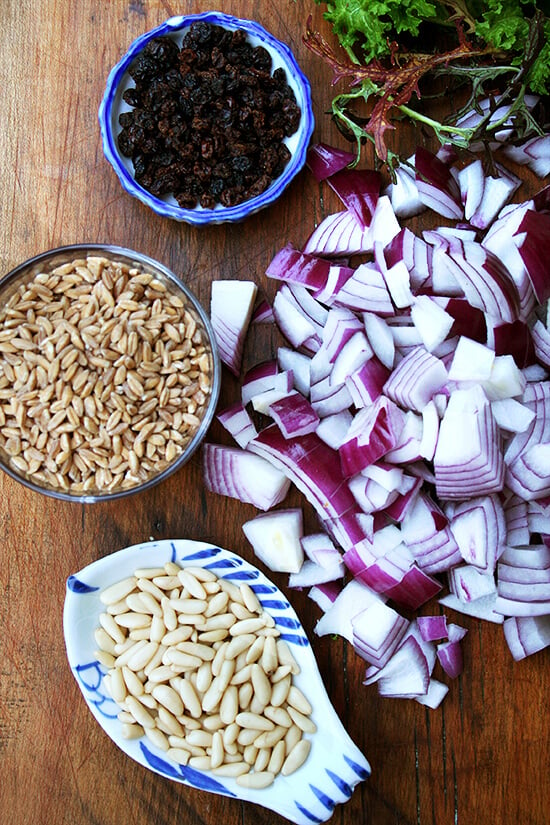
[339, 395, 406, 475]
[449, 494, 505, 573]
[288, 558, 344, 588]
[448, 564, 497, 602]
[447, 337, 495, 383]
[306, 142, 356, 181]
[352, 601, 409, 668]
[277, 346, 311, 396]
[410, 295, 454, 353]
[251, 299, 275, 324]
[415, 146, 463, 219]
[363, 312, 395, 369]
[242, 508, 304, 573]
[241, 360, 283, 404]
[313, 264, 355, 305]
[210, 280, 258, 376]
[268, 391, 320, 438]
[315, 579, 385, 643]
[491, 397, 535, 433]
[436, 640, 464, 678]
[458, 159, 484, 220]
[327, 167, 381, 228]
[415, 679, 449, 708]
[385, 160, 426, 218]
[203, 443, 290, 511]
[249, 425, 357, 523]
[308, 580, 343, 612]
[315, 410, 353, 449]
[439, 592, 504, 624]
[383, 346, 448, 413]
[401, 492, 462, 574]
[434, 386, 504, 499]
[303, 210, 372, 257]
[515, 209, 550, 304]
[417, 615, 449, 642]
[503, 615, 550, 661]
[532, 320, 550, 367]
[266, 243, 331, 292]
[334, 262, 394, 315]
[217, 402, 258, 448]
[363, 636, 430, 698]
[448, 242, 521, 322]
[345, 356, 391, 407]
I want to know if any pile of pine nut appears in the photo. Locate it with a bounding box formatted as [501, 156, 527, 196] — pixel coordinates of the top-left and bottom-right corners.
[94, 561, 315, 788]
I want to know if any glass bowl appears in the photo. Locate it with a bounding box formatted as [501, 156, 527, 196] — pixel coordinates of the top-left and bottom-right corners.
[0, 244, 221, 502]
[98, 12, 315, 225]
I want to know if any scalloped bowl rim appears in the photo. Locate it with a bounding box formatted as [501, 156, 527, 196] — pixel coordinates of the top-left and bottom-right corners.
[0, 244, 221, 503]
[63, 539, 370, 824]
[98, 12, 315, 225]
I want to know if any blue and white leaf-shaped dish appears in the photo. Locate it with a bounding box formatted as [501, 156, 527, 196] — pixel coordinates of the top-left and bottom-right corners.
[64, 540, 370, 824]
[98, 12, 314, 225]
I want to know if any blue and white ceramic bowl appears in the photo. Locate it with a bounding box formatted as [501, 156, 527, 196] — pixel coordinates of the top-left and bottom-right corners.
[99, 13, 315, 225]
[64, 540, 370, 824]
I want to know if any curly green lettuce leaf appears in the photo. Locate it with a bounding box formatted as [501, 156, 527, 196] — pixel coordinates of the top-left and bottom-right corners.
[314, 0, 438, 62]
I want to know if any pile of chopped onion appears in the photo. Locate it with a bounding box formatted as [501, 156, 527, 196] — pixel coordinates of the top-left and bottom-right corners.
[207, 135, 550, 707]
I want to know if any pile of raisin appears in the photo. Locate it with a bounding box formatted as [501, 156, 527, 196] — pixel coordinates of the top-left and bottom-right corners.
[117, 23, 302, 209]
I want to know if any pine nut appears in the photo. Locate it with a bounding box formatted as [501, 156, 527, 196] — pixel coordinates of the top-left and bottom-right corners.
[235, 712, 275, 732]
[276, 640, 301, 675]
[251, 664, 272, 709]
[225, 634, 256, 660]
[122, 666, 145, 697]
[240, 583, 262, 614]
[288, 707, 317, 733]
[145, 726, 169, 751]
[267, 739, 286, 775]
[100, 577, 137, 605]
[121, 722, 145, 740]
[99, 612, 126, 645]
[178, 569, 207, 600]
[284, 724, 302, 754]
[210, 731, 225, 769]
[245, 635, 265, 664]
[236, 771, 275, 789]
[212, 762, 250, 777]
[255, 747, 271, 773]
[161, 626, 194, 646]
[261, 636, 278, 674]
[188, 755, 212, 771]
[230, 618, 266, 636]
[264, 706, 292, 728]
[152, 684, 184, 717]
[125, 695, 155, 729]
[287, 685, 313, 716]
[270, 675, 291, 707]
[253, 725, 287, 749]
[167, 747, 190, 765]
[282, 739, 311, 776]
[219, 685, 239, 725]
[127, 641, 159, 672]
[238, 682, 254, 711]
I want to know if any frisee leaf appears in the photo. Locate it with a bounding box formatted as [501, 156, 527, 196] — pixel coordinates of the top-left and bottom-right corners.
[307, 2, 550, 168]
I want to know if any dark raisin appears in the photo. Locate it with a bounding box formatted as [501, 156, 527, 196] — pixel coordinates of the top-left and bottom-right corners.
[142, 37, 179, 70]
[122, 87, 142, 107]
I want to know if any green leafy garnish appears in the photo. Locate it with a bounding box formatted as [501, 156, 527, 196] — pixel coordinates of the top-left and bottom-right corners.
[306, 1, 549, 169]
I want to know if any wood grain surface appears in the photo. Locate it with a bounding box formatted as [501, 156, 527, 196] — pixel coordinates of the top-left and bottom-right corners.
[0, 2, 548, 825]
